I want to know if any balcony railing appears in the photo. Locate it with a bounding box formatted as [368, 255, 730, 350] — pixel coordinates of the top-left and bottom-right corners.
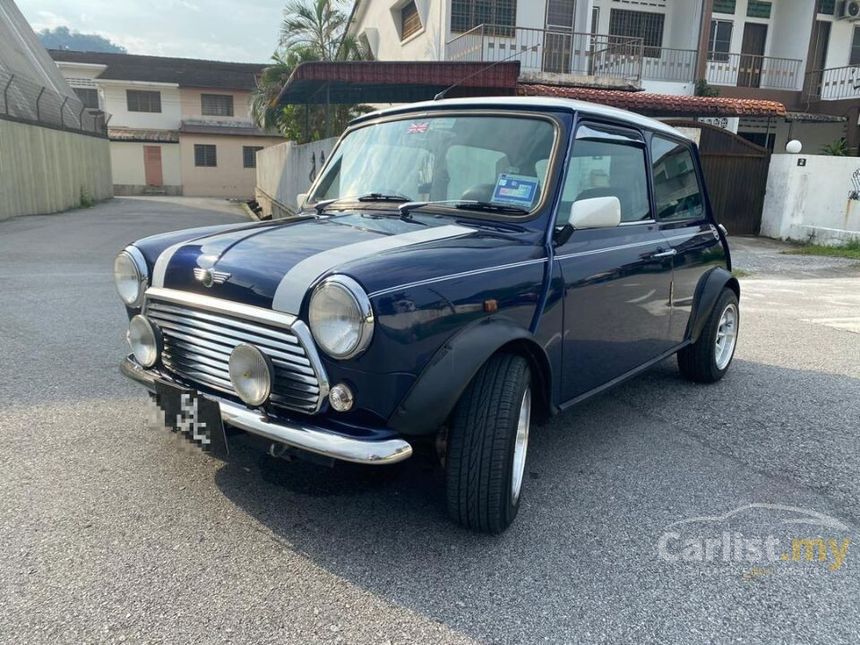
[640, 48, 698, 83]
[705, 52, 803, 90]
[446, 25, 644, 84]
[805, 65, 860, 101]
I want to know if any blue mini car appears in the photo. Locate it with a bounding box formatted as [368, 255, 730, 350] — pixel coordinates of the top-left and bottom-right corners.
[117, 97, 739, 533]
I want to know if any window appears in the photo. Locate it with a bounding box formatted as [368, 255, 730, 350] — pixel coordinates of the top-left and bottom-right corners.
[201, 93, 234, 117]
[708, 20, 733, 62]
[650, 136, 704, 222]
[546, 0, 576, 29]
[243, 146, 263, 168]
[400, 1, 422, 40]
[562, 126, 651, 223]
[817, 0, 835, 14]
[713, 0, 736, 14]
[851, 27, 860, 66]
[73, 88, 99, 110]
[609, 9, 664, 58]
[450, 0, 516, 35]
[194, 144, 217, 167]
[746, 1, 771, 19]
[126, 90, 161, 113]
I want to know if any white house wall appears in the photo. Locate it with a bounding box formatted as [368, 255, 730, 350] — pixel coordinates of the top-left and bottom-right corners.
[109, 141, 182, 191]
[100, 82, 181, 130]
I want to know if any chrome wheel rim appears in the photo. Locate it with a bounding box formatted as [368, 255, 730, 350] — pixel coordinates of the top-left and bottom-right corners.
[511, 387, 531, 504]
[714, 303, 738, 371]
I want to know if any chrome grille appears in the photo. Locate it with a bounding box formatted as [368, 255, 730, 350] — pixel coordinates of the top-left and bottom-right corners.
[144, 290, 327, 414]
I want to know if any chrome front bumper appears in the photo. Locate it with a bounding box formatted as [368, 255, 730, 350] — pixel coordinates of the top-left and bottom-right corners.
[120, 356, 413, 465]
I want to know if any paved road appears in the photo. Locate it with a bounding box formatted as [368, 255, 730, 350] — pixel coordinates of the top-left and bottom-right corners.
[1, 198, 858, 644]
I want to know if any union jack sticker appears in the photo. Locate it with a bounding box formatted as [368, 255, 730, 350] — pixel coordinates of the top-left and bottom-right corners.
[407, 122, 429, 134]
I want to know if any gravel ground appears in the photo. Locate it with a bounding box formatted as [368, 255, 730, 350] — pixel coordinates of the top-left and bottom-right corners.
[1, 198, 858, 644]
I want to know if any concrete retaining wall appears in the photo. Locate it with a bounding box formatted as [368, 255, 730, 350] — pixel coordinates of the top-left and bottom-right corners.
[0, 118, 113, 220]
[255, 137, 337, 218]
[761, 154, 860, 246]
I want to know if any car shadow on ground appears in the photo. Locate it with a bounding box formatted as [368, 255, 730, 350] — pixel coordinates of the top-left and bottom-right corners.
[211, 358, 860, 641]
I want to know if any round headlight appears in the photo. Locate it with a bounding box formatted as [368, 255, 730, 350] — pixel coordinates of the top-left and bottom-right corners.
[114, 248, 148, 307]
[128, 315, 161, 368]
[228, 344, 273, 407]
[308, 276, 374, 360]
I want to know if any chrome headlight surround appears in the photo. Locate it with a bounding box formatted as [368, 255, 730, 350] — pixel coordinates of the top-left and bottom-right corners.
[114, 246, 149, 307]
[308, 275, 374, 360]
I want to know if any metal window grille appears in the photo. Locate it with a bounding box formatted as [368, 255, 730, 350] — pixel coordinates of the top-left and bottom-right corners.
[127, 90, 161, 113]
[243, 146, 263, 168]
[201, 93, 234, 117]
[546, 0, 576, 29]
[609, 9, 665, 58]
[450, 0, 516, 35]
[401, 1, 422, 40]
[194, 144, 217, 167]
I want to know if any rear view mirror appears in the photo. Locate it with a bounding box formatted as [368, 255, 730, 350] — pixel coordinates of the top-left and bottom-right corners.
[569, 196, 621, 229]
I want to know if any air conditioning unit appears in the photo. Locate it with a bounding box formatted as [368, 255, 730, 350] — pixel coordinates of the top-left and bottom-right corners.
[838, 0, 860, 20]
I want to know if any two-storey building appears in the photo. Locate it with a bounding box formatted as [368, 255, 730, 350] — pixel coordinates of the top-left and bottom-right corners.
[346, 0, 860, 152]
[50, 51, 284, 198]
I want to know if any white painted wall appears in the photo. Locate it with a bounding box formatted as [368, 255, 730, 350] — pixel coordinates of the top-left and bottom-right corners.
[100, 82, 181, 130]
[761, 153, 860, 245]
[255, 137, 338, 217]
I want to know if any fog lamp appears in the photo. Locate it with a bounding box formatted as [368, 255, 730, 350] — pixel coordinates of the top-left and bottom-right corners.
[228, 344, 273, 407]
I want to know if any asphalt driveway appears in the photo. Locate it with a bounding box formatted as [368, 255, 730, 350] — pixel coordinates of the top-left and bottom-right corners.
[1, 198, 858, 643]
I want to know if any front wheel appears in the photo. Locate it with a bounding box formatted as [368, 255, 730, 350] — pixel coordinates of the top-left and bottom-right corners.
[678, 288, 739, 383]
[445, 353, 531, 534]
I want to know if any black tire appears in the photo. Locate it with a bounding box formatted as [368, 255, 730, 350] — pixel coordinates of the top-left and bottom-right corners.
[445, 353, 531, 534]
[678, 288, 739, 383]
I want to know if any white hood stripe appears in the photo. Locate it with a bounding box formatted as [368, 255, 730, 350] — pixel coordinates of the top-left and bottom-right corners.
[152, 240, 188, 288]
[271, 224, 475, 313]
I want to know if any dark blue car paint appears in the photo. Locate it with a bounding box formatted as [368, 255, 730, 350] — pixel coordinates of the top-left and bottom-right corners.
[127, 103, 734, 443]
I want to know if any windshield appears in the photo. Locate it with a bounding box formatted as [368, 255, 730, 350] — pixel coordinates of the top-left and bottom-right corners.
[308, 114, 557, 215]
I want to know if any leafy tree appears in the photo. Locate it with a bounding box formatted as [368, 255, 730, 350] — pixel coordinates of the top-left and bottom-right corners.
[38, 26, 126, 53]
[252, 0, 368, 143]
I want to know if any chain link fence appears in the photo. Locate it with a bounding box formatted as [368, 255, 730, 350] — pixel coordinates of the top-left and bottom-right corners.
[0, 68, 107, 136]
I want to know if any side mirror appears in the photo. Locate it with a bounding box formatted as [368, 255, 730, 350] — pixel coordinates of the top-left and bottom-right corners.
[568, 196, 621, 229]
[296, 193, 308, 210]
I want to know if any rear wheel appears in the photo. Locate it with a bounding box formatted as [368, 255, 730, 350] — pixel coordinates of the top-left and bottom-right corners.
[445, 353, 531, 533]
[678, 288, 739, 383]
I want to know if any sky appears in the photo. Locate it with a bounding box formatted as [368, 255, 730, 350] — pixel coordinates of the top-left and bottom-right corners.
[17, 0, 290, 63]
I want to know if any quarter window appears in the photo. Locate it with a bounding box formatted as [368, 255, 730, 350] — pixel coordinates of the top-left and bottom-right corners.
[562, 128, 651, 223]
[201, 93, 234, 117]
[126, 90, 161, 113]
[650, 136, 704, 221]
[194, 144, 217, 167]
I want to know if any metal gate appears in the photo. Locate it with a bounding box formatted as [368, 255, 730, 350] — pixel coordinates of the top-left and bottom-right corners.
[667, 120, 771, 235]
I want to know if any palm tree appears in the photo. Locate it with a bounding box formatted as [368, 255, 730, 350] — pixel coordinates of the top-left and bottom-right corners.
[252, 0, 367, 142]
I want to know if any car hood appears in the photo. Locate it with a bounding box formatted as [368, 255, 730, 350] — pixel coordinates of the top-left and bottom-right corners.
[153, 213, 527, 312]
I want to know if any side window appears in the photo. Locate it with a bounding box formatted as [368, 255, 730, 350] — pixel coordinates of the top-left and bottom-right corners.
[561, 132, 651, 223]
[650, 136, 705, 221]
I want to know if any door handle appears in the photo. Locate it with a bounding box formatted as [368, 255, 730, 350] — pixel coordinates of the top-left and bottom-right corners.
[651, 248, 677, 259]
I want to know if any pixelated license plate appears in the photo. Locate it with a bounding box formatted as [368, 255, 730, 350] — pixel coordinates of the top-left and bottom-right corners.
[154, 381, 229, 457]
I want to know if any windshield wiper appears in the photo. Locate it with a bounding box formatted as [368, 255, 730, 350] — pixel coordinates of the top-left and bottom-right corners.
[399, 200, 529, 218]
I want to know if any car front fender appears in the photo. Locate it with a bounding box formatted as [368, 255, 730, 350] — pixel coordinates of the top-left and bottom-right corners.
[387, 317, 549, 436]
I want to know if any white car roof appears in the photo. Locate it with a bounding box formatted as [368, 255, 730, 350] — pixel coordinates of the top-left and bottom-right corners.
[359, 96, 688, 139]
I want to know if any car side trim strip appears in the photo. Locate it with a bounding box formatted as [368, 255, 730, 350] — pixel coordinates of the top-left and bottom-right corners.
[554, 232, 694, 261]
[271, 224, 475, 313]
[369, 258, 548, 298]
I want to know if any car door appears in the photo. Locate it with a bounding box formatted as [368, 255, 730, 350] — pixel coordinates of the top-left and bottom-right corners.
[555, 121, 676, 403]
[649, 133, 727, 344]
